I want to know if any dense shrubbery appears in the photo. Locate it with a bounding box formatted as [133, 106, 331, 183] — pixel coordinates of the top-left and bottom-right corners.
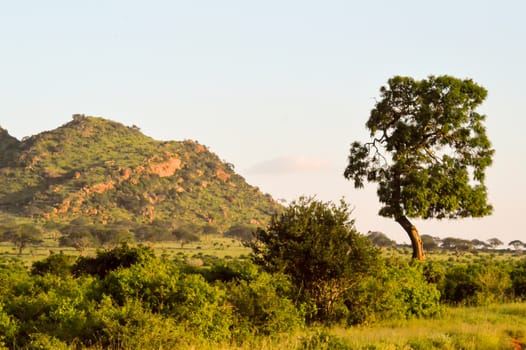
[419, 258, 517, 306]
[344, 259, 442, 325]
[510, 258, 526, 300]
[0, 243, 524, 348]
[0, 245, 309, 348]
[0, 196, 524, 348]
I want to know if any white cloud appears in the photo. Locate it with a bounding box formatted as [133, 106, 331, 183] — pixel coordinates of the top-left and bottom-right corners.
[246, 155, 332, 174]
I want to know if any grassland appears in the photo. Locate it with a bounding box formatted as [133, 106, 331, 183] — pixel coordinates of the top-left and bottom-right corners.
[0, 235, 253, 266]
[198, 303, 526, 350]
[1, 237, 524, 349]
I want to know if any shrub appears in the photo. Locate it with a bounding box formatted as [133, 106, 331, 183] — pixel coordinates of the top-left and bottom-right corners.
[344, 260, 442, 324]
[249, 197, 380, 323]
[100, 258, 232, 342]
[224, 224, 256, 241]
[510, 258, 526, 300]
[441, 261, 512, 305]
[30, 254, 76, 277]
[1, 273, 97, 347]
[197, 259, 260, 283]
[226, 271, 305, 338]
[0, 301, 18, 348]
[72, 242, 154, 278]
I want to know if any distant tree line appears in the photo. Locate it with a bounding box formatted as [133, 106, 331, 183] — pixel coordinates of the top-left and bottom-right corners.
[366, 231, 523, 254]
[0, 215, 259, 254]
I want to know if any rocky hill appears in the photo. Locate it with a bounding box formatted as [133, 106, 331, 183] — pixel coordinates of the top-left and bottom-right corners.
[0, 115, 278, 230]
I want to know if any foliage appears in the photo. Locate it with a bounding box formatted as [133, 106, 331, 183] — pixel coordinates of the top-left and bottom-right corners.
[132, 220, 173, 242]
[487, 237, 503, 248]
[58, 228, 98, 253]
[249, 197, 380, 322]
[72, 242, 155, 278]
[421, 234, 441, 251]
[344, 75, 494, 259]
[224, 224, 257, 241]
[509, 240, 525, 251]
[172, 223, 202, 243]
[225, 271, 305, 337]
[510, 258, 526, 300]
[99, 258, 232, 342]
[345, 260, 442, 324]
[441, 260, 512, 305]
[30, 253, 76, 277]
[441, 237, 474, 253]
[0, 245, 524, 348]
[366, 231, 396, 247]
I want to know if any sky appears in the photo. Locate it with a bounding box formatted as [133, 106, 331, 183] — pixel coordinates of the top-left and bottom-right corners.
[1, 1, 525, 244]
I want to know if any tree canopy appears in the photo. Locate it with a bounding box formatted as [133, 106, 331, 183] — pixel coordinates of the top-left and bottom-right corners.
[344, 75, 494, 260]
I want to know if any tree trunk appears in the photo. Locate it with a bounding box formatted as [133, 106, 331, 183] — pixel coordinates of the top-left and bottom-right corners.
[395, 216, 425, 260]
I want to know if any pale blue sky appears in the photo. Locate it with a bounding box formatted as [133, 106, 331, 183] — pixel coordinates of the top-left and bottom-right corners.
[1, 1, 525, 244]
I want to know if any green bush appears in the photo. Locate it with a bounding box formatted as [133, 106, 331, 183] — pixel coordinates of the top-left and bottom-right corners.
[250, 197, 381, 323]
[1, 273, 97, 347]
[510, 258, 526, 300]
[226, 271, 305, 338]
[0, 258, 29, 298]
[0, 301, 18, 348]
[72, 242, 154, 278]
[345, 260, 442, 325]
[197, 258, 260, 283]
[30, 254, 76, 277]
[441, 261, 512, 305]
[82, 296, 185, 349]
[100, 258, 232, 342]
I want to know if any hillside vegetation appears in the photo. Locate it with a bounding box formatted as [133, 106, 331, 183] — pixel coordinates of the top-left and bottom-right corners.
[0, 115, 278, 231]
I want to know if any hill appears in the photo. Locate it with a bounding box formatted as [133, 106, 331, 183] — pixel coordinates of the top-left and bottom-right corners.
[0, 115, 278, 230]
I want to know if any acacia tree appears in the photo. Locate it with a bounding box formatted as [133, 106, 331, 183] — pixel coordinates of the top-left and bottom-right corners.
[509, 240, 525, 251]
[0, 222, 43, 255]
[344, 75, 494, 260]
[487, 237, 503, 249]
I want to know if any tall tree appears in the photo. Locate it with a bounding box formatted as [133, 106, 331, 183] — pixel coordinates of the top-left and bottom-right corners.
[344, 75, 494, 260]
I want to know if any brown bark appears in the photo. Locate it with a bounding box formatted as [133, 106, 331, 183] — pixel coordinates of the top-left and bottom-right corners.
[396, 215, 425, 260]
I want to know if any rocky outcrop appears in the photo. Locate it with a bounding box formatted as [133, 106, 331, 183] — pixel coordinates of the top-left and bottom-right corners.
[148, 157, 182, 177]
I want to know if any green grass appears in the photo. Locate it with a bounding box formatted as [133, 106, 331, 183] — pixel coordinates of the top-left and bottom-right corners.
[0, 234, 252, 266]
[1, 236, 521, 268]
[193, 303, 526, 350]
[331, 303, 526, 349]
[150, 236, 251, 259]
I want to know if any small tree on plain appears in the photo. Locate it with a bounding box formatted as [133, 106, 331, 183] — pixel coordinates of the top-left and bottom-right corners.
[509, 240, 524, 251]
[420, 234, 440, 252]
[1, 223, 43, 255]
[366, 231, 396, 247]
[487, 237, 503, 249]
